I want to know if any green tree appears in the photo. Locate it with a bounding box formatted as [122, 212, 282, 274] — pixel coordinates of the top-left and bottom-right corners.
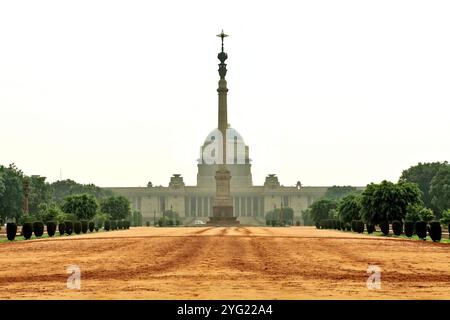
[399, 162, 449, 212]
[324, 186, 358, 200]
[265, 207, 294, 224]
[0, 164, 24, 222]
[37, 202, 64, 223]
[405, 204, 422, 222]
[93, 211, 109, 228]
[301, 208, 314, 226]
[440, 209, 450, 225]
[100, 195, 131, 220]
[51, 179, 114, 205]
[309, 199, 338, 225]
[132, 210, 143, 226]
[337, 194, 362, 223]
[419, 208, 435, 223]
[360, 180, 422, 225]
[429, 166, 450, 217]
[28, 175, 53, 215]
[61, 193, 99, 220]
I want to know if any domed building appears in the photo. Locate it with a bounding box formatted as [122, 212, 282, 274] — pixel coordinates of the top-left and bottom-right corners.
[197, 126, 252, 188]
[108, 32, 337, 225]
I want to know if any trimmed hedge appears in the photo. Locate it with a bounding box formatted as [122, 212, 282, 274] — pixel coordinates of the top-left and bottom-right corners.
[404, 221, 414, 238]
[392, 220, 403, 236]
[351, 220, 363, 233]
[366, 224, 375, 234]
[124, 221, 130, 229]
[73, 221, 82, 234]
[415, 221, 427, 240]
[96, 220, 103, 229]
[379, 221, 389, 236]
[6, 223, 17, 241]
[58, 222, 66, 236]
[352, 220, 364, 233]
[46, 221, 57, 237]
[81, 220, 88, 234]
[111, 220, 117, 230]
[88, 221, 95, 232]
[22, 222, 33, 240]
[33, 221, 44, 237]
[320, 219, 339, 230]
[64, 221, 73, 235]
[104, 220, 111, 231]
[429, 221, 442, 242]
[117, 220, 123, 229]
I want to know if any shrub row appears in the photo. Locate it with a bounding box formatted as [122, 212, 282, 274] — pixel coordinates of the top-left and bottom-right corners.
[4, 219, 102, 241]
[319, 219, 340, 230]
[329, 218, 445, 243]
[102, 220, 130, 232]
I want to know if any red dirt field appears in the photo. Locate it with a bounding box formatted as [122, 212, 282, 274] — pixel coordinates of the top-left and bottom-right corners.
[0, 226, 449, 299]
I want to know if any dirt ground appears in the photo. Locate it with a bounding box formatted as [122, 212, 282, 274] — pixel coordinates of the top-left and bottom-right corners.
[0, 226, 449, 299]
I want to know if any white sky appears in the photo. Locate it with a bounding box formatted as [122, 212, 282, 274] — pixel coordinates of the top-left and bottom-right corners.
[1, 0, 449, 188]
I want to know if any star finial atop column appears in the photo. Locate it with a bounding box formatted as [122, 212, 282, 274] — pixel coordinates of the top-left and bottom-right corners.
[216, 29, 228, 53]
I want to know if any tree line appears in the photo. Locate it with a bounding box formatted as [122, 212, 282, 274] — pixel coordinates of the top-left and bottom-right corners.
[0, 163, 143, 227]
[303, 162, 450, 237]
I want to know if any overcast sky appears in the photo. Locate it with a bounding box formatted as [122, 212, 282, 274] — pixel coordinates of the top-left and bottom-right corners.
[1, 0, 449, 188]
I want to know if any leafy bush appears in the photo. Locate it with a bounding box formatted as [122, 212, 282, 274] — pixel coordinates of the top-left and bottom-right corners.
[88, 221, 95, 232]
[117, 220, 123, 229]
[392, 220, 403, 236]
[22, 222, 33, 240]
[6, 223, 17, 241]
[46, 221, 57, 237]
[428, 221, 442, 242]
[33, 221, 44, 237]
[104, 220, 111, 231]
[295, 221, 300, 226]
[345, 223, 351, 231]
[111, 220, 117, 230]
[146, 221, 150, 227]
[73, 221, 82, 234]
[58, 222, 66, 236]
[366, 224, 375, 234]
[379, 221, 389, 236]
[124, 220, 130, 229]
[81, 220, 88, 233]
[64, 221, 73, 235]
[415, 221, 427, 240]
[404, 221, 414, 238]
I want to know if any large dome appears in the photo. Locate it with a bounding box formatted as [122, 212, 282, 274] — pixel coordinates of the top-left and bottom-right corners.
[203, 126, 245, 145]
[199, 126, 250, 165]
